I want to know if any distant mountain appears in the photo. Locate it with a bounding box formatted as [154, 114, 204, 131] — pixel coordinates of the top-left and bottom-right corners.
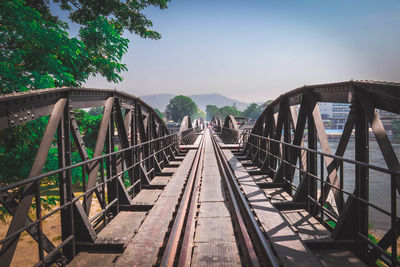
[140, 93, 252, 112]
[140, 93, 176, 111]
[189, 93, 249, 111]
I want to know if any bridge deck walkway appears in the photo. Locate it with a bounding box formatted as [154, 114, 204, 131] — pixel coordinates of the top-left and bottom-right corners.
[191, 129, 242, 266]
[68, 129, 366, 267]
[229, 150, 366, 267]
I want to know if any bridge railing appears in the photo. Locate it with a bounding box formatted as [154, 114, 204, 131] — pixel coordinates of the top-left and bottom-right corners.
[220, 115, 240, 143]
[0, 87, 180, 266]
[244, 133, 399, 263]
[242, 80, 400, 266]
[179, 128, 196, 145]
[221, 126, 239, 143]
[1, 133, 177, 265]
[178, 116, 203, 145]
[212, 117, 223, 133]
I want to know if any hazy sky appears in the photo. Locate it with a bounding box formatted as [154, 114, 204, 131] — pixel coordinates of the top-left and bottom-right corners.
[80, 0, 400, 103]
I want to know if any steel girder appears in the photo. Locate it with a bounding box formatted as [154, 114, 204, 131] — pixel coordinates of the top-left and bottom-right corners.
[0, 87, 179, 266]
[221, 115, 240, 143]
[242, 80, 400, 266]
[178, 115, 200, 145]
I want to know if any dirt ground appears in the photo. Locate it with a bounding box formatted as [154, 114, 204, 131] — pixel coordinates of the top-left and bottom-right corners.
[0, 187, 102, 267]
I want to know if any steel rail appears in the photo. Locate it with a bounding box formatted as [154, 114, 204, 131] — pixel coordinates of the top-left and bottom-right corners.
[210, 131, 280, 267]
[160, 134, 205, 267]
[178, 135, 205, 266]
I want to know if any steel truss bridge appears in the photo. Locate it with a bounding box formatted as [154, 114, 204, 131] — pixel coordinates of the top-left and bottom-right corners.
[0, 81, 399, 266]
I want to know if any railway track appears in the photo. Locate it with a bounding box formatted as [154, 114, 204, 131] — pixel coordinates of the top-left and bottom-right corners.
[159, 129, 280, 266]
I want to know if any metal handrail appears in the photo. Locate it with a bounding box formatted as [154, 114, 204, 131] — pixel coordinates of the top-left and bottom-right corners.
[243, 131, 399, 266]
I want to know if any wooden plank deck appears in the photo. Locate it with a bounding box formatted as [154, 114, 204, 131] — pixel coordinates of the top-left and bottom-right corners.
[149, 175, 171, 186]
[312, 249, 366, 267]
[251, 174, 273, 184]
[130, 189, 163, 209]
[192, 130, 241, 267]
[280, 209, 331, 241]
[224, 147, 367, 266]
[115, 150, 197, 266]
[223, 149, 323, 267]
[95, 211, 147, 244]
[68, 130, 367, 266]
[263, 187, 293, 204]
[68, 253, 120, 267]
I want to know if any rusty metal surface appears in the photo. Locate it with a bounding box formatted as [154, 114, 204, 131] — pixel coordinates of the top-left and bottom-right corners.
[160, 134, 205, 267]
[0, 87, 178, 266]
[243, 80, 400, 266]
[95, 211, 147, 244]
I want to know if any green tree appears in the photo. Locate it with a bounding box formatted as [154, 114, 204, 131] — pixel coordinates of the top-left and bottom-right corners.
[0, 0, 169, 93]
[392, 119, 400, 136]
[0, 0, 169, 218]
[0, 108, 101, 186]
[242, 103, 262, 119]
[74, 108, 102, 150]
[195, 109, 206, 120]
[0, 0, 169, 182]
[206, 105, 220, 121]
[0, 118, 48, 185]
[154, 108, 164, 120]
[219, 105, 241, 119]
[166, 95, 198, 122]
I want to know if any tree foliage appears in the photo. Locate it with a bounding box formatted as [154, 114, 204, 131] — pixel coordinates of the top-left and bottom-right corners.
[205, 104, 241, 121]
[392, 119, 400, 136]
[0, 108, 101, 186]
[0, 0, 168, 182]
[206, 105, 219, 121]
[219, 105, 241, 119]
[166, 95, 198, 122]
[0, 118, 48, 184]
[154, 108, 164, 120]
[242, 103, 262, 119]
[73, 109, 102, 150]
[0, 0, 169, 93]
[0, 0, 169, 217]
[195, 109, 206, 120]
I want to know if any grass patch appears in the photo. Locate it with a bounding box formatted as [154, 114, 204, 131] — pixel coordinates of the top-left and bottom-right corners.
[52, 235, 62, 242]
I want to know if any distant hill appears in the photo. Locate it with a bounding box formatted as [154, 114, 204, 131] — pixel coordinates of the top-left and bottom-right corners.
[140, 93, 175, 111]
[140, 93, 253, 112]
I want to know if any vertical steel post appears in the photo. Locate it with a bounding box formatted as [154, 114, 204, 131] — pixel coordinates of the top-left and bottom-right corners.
[391, 174, 398, 266]
[57, 99, 74, 260]
[308, 114, 317, 211]
[354, 96, 369, 258]
[283, 106, 291, 194]
[35, 180, 44, 265]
